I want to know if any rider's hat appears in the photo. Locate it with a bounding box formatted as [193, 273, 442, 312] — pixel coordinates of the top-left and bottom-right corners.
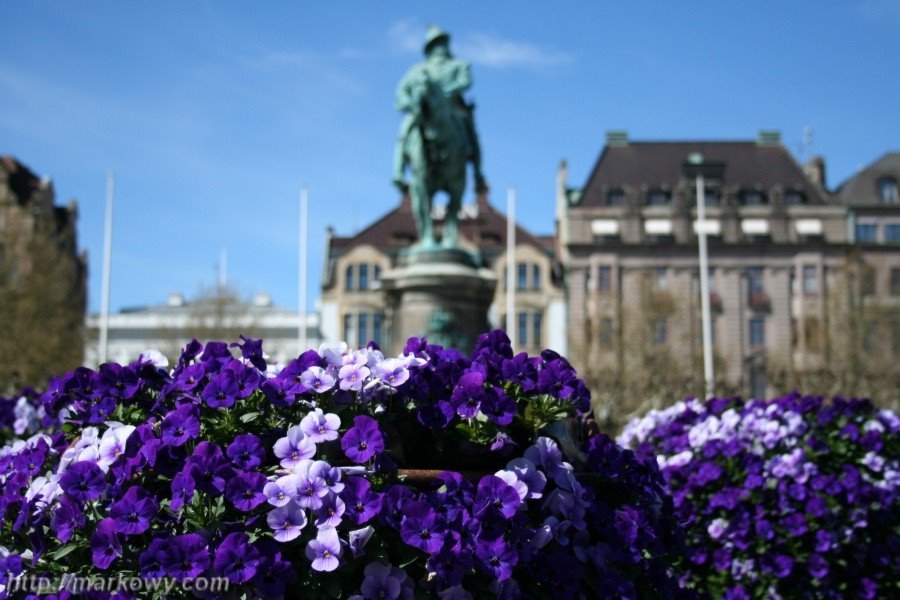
[423, 25, 450, 55]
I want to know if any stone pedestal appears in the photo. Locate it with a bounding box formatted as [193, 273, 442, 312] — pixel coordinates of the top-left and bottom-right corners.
[381, 248, 497, 355]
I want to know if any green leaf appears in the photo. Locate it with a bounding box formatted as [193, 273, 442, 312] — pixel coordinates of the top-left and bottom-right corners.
[50, 545, 78, 560]
[240, 412, 261, 423]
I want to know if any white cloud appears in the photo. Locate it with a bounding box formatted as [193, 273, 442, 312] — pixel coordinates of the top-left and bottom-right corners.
[387, 20, 573, 71]
[457, 33, 573, 70]
[389, 19, 422, 54]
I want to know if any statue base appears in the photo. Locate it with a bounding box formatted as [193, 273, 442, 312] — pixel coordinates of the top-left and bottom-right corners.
[381, 251, 497, 355]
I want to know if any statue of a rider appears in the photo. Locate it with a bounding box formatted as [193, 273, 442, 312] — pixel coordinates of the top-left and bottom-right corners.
[392, 25, 487, 196]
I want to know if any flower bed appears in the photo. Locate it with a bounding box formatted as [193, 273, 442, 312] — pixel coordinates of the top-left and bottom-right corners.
[619, 394, 900, 599]
[0, 332, 687, 598]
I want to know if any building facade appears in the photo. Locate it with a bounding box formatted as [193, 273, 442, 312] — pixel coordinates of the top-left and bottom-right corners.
[320, 192, 566, 356]
[558, 131, 899, 408]
[0, 157, 86, 389]
[84, 290, 322, 368]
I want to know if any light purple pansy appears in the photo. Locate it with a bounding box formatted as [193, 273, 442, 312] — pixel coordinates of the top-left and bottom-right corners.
[300, 409, 341, 444]
[267, 500, 307, 542]
[273, 426, 316, 469]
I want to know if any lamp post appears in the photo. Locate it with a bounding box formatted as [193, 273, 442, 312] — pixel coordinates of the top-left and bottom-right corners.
[682, 153, 725, 399]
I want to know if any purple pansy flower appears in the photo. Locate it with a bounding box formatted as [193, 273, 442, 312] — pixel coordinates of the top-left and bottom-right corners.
[59, 461, 106, 502]
[108, 485, 159, 535]
[160, 404, 200, 447]
[450, 371, 486, 419]
[162, 533, 210, 580]
[225, 470, 268, 511]
[340, 477, 382, 525]
[226, 433, 265, 470]
[372, 359, 409, 387]
[400, 501, 446, 553]
[341, 416, 385, 463]
[264, 474, 300, 507]
[202, 369, 240, 408]
[475, 538, 518, 581]
[300, 366, 336, 394]
[300, 409, 341, 444]
[214, 532, 262, 584]
[273, 426, 316, 469]
[267, 501, 307, 542]
[314, 492, 346, 528]
[306, 527, 341, 572]
[139, 538, 168, 578]
[89, 518, 121, 570]
[338, 363, 370, 391]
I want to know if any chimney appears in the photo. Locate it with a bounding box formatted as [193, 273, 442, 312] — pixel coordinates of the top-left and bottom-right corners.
[803, 156, 826, 188]
[605, 130, 629, 147]
[756, 129, 781, 146]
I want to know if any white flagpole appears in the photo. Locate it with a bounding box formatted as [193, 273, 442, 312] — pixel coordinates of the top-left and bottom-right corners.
[299, 186, 309, 353]
[505, 185, 516, 339]
[99, 170, 115, 365]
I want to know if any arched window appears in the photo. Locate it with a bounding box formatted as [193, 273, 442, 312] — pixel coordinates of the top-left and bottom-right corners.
[878, 177, 899, 204]
[344, 265, 354, 291]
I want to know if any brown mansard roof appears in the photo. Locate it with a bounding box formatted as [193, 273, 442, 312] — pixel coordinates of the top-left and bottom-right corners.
[835, 152, 900, 207]
[577, 141, 828, 206]
[329, 192, 551, 254]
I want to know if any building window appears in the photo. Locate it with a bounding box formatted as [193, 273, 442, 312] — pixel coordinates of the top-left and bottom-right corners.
[652, 318, 667, 345]
[345, 265, 354, 291]
[704, 190, 720, 206]
[856, 222, 878, 242]
[599, 317, 613, 347]
[533, 312, 543, 347]
[532, 264, 541, 290]
[607, 190, 625, 206]
[343, 314, 355, 345]
[885, 223, 900, 243]
[878, 177, 899, 204]
[746, 267, 764, 295]
[372, 314, 383, 347]
[374, 265, 382, 283]
[791, 318, 798, 348]
[647, 190, 670, 206]
[517, 312, 528, 346]
[741, 190, 766, 206]
[749, 367, 767, 399]
[359, 264, 369, 291]
[598, 266, 612, 292]
[357, 314, 368, 346]
[802, 265, 817, 293]
[749, 318, 766, 347]
[892, 268, 900, 296]
[653, 267, 667, 291]
[707, 267, 717, 293]
[517, 263, 528, 291]
[784, 191, 804, 205]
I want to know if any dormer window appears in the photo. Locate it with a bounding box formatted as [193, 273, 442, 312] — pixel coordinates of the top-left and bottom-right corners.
[878, 177, 899, 204]
[784, 191, 805, 205]
[607, 190, 625, 206]
[740, 191, 767, 206]
[646, 190, 670, 206]
[704, 190, 720, 206]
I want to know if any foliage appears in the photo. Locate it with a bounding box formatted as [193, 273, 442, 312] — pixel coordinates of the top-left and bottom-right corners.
[619, 394, 900, 599]
[0, 331, 688, 599]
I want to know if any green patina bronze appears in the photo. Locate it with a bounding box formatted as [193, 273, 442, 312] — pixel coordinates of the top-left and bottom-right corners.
[392, 25, 487, 249]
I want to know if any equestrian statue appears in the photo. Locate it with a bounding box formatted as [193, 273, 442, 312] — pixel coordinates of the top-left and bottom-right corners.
[392, 25, 487, 249]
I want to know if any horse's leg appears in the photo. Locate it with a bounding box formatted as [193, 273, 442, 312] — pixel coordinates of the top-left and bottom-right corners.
[411, 175, 435, 248]
[442, 181, 463, 248]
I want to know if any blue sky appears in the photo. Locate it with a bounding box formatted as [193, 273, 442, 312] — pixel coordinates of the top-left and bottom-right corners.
[3, 1, 899, 313]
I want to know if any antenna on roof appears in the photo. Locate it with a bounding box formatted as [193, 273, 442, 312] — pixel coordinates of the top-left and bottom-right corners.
[799, 126, 814, 160]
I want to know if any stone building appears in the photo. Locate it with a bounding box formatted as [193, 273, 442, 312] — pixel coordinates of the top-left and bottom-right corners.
[0, 156, 87, 388]
[84, 291, 322, 367]
[556, 131, 882, 401]
[320, 192, 566, 356]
